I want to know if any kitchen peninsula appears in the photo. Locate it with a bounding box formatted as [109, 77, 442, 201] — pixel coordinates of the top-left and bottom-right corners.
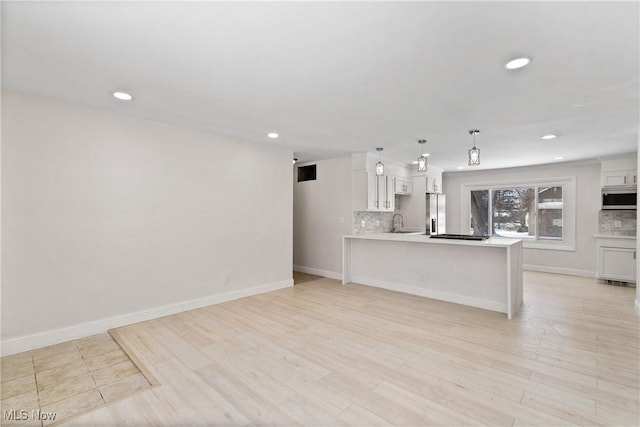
[342, 234, 523, 319]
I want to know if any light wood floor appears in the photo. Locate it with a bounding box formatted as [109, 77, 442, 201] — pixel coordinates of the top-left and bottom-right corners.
[58, 271, 638, 426]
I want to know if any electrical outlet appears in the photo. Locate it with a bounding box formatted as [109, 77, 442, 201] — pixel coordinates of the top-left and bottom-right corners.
[337, 217, 344, 224]
[361, 220, 366, 228]
[418, 272, 426, 281]
[224, 274, 232, 284]
[614, 220, 622, 228]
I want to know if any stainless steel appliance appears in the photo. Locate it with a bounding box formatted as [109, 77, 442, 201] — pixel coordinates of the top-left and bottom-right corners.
[430, 233, 489, 241]
[601, 188, 637, 210]
[426, 194, 446, 235]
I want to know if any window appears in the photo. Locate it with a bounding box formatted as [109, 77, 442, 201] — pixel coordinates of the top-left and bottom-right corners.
[464, 177, 575, 251]
[538, 186, 563, 240]
[471, 186, 562, 240]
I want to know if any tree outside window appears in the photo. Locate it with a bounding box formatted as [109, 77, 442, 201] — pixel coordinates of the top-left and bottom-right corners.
[470, 186, 563, 240]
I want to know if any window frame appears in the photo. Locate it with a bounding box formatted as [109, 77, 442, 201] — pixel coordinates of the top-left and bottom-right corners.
[461, 176, 576, 251]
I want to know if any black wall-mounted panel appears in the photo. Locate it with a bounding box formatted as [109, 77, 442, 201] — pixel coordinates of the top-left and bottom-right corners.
[297, 164, 316, 182]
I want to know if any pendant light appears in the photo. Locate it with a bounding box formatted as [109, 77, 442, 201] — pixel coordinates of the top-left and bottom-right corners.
[417, 139, 428, 172]
[375, 147, 384, 176]
[468, 129, 481, 166]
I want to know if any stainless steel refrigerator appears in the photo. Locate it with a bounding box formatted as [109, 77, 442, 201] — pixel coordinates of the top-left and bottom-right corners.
[426, 194, 446, 235]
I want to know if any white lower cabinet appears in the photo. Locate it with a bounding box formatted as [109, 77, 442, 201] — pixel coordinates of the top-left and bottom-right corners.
[596, 237, 636, 283]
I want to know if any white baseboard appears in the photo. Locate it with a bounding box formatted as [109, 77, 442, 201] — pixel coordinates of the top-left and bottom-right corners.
[523, 264, 596, 278]
[351, 275, 507, 314]
[293, 265, 341, 281]
[635, 298, 640, 316]
[1, 279, 293, 357]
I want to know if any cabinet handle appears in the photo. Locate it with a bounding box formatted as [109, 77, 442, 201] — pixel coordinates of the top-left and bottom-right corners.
[635, 175, 637, 184]
[634, 251, 636, 260]
[624, 175, 627, 184]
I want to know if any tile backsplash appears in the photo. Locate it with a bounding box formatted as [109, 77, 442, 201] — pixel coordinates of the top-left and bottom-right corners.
[598, 210, 637, 236]
[353, 211, 395, 234]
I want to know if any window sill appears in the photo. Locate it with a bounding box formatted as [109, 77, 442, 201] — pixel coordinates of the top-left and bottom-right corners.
[522, 242, 575, 252]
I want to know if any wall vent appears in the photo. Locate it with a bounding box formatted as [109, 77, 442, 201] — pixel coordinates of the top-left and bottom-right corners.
[297, 164, 317, 182]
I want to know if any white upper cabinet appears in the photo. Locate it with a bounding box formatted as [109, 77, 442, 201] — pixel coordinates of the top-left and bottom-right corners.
[601, 156, 637, 188]
[352, 171, 394, 212]
[375, 174, 395, 211]
[394, 177, 413, 195]
[425, 170, 443, 194]
[351, 152, 422, 212]
[601, 170, 636, 188]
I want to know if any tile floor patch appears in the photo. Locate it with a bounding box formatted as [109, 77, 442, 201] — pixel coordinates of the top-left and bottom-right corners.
[99, 373, 150, 402]
[84, 349, 129, 371]
[1, 353, 35, 383]
[0, 374, 37, 400]
[0, 333, 152, 426]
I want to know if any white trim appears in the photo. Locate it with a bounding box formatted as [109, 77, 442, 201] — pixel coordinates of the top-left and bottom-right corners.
[293, 265, 341, 281]
[523, 264, 596, 278]
[1, 279, 293, 357]
[523, 242, 575, 252]
[351, 275, 507, 314]
[635, 298, 640, 316]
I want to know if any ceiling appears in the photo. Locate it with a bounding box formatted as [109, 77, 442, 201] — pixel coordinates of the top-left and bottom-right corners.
[3, 1, 639, 171]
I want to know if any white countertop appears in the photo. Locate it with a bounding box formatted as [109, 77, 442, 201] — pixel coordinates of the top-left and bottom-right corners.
[344, 233, 522, 248]
[594, 234, 637, 240]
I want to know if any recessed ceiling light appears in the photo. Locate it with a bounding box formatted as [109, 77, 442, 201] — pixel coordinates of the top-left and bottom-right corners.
[457, 166, 465, 170]
[505, 57, 532, 70]
[113, 91, 133, 101]
[554, 156, 564, 161]
[541, 134, 557, 140]
[267, 132, 279, 139]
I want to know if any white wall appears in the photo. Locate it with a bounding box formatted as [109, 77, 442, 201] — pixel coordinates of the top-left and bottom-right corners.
[637, 139, 640, 315]
[443, 161, 601, 277]
[1, 90, 293, 354]
[398, 174, 426, 230]
[293, 157, 352, 279]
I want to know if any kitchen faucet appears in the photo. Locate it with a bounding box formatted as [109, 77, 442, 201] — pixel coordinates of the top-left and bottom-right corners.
[392, 213, 404, 232]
